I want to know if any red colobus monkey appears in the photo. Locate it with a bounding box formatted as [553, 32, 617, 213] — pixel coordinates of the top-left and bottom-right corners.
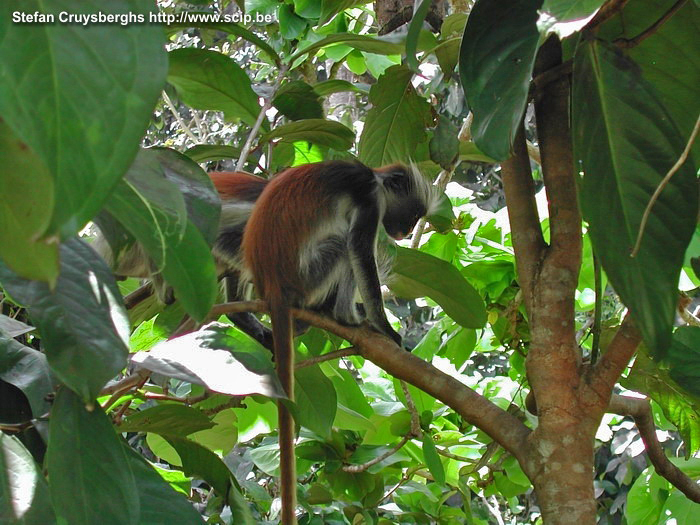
[241, 160, 438, 524]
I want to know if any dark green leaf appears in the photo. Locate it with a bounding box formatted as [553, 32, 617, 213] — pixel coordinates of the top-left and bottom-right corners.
[261, 119, 355, 151]
[668, 327, 700, 398]
[429, 116, 460, 169]
[313, 79, 369, 96]
[295, 365, 337, 439]
[118, 404, 215, 436]
[47, 389, 139, 525]
[165, 437, 255, 524]
[540, 0, 603, 36]
[0, 120, 58, 283]
[388, 247, 487, 329]
[184, 144, 241, 163]
[131, 323, 286, 398]
[459, 142, 497, 163]
[358, 65, 433, 166]
[0, 433, 55, 524]
[573, 41, 698, 355]
[279, 4, 307, 39]
[103, 149, 219, 321]
[122, 444, 205, 525]
[168, 48, 261, 127]
[319, 0, 366, 25]
[406, 0, 431, 72]
[0, 239, 129, 402]
[434, 38, 461, 77]
[0, 1, 167, 239]
[0, 314, 34, 338]
[459, 0, 542, 160]
[422, 432, 446, 485]
[273, 81, 324, 121]
[0, 336, 53, 417]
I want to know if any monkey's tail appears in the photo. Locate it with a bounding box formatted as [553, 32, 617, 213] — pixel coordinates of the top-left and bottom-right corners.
[270, 301, 297, 524]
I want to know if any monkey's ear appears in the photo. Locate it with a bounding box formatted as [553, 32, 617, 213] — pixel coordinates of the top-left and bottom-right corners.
[374, 164, 410, 192]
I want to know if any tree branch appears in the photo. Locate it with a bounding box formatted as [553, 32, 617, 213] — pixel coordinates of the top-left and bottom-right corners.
[591, 314, 640, 391]
[501, 125, 546, 314]
[614, 0, 687, 49]
[608, 394, 700, 502]
[343, 435, 411, 472]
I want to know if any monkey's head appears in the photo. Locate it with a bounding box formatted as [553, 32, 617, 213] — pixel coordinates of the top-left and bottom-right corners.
[375, 163, 439, 240]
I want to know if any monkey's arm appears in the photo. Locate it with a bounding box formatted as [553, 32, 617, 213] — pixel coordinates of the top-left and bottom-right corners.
[348, 205, 402, 346]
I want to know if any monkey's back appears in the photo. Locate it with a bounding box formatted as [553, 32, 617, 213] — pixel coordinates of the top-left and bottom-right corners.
[242, 161, 377, 306]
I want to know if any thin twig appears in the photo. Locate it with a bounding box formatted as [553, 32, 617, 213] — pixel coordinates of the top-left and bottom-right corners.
[614, 0, 687, 48]
[631, 112, 700, 257]
[235, 64, 290, 172]
[163, 91, 199, 145]
[401, 380, 422, 437]
[591, 254, 603, 364]
[296, 347, 359, 368]
[342, 435, 411, 472]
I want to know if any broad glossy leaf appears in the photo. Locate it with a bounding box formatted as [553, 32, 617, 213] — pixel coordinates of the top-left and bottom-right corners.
[118, 404, 215, 436]
[539, 0, 603, 37]
[279, 3, 307, 39]
[0, 336, 53, 417]
[458, 142, 497, 163]
[295, 365, 337, 439]
[168, 48, 261, 127]
[0, 120, 58, 283]
[622, 350, 700, 455]
[0, 434, 55, 524]
[132, 323, 286, 398]
[319, 0, 366, 25]
[0, 1, 166, 239]
[273, 81, 324, 121]
[0, 239, 129, 402]
[459, 0, 542, 161]
[574, 41, 698, 355]
[47, 389, 139, 525]
[261, 118, 355, 151]
[184, 144, 241, 163]
[388, 247, 487, 329]
[429, 116, 460, 169]
[165, 437, 255, 524]
[0, 314, 34, 338]
[422, 432, 446, 485]
[667, 327, 700, 398]
[122, 444, 204, 525]
[358, 65, 433, 166]
[103, 149, 219, 321]
[313, 79, 369, 96]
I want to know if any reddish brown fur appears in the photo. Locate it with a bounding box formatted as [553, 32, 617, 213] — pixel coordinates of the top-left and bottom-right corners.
[242, 164, 331, 306]
[209, 171, 267, 201]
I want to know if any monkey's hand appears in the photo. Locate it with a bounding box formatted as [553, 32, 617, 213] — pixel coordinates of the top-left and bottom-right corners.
[368, 320, 403, 348]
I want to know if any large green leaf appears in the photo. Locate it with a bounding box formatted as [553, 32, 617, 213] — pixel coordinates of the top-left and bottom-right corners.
[131, 323, 286, 399]
[167, 48, 261, 127]
[295, 365, 337, 440]
[273, 80, 324, 121]
[539, 0, 604, 36]
[0, 239, 129, 402]
[121, 444, 205, 525]
[118, 404, 215, 436]
[622, 350, 700, 455]
[0, 336, 54, 418]
[0, 434, 55, 524]
[313, 79, 369, 96]
[318, 0, 368, 25]
[0, 120, 58, 283]
[103, 149, 219, 321]
[261, 118, 355, 151]
[388, 247, 487, 329]
[405, 0, 431, 72]
[358, 65, 433, 166]
[0, 1, 167, 239]
[459, 0, 542, 161]
[47, 389, 139, 525]
[184, 144, 241, 163]
[667, 327, 700, 399]
[573, 41, 698, 355]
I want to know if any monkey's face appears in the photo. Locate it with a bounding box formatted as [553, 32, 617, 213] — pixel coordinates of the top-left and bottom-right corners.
[383, 198, 426, 240]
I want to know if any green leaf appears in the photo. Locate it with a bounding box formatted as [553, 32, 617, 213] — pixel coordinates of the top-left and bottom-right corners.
[0, 120, 58, 284]
[422, 433, 446, 485]
[261, 119, 355, 150]
[118, 404, 215, 436]
[345, 49, 368, 75]
[573, 41, 698, 356]
[167, 48, 261, 127]
[47, 389, 139, 525]
[165, 437, 255, 524]
[319, 0, 366, 25]
[434, 38, 461, 77]
[0, 239, 129, 402]
[459, 0, 542, 161]
[131, 323, 286, 398]
[459, 141, 497, 163]
[429, 116, 460, 169]
[539, 0, 603, 36]
[295, 365, 337, 439]
[0, 433, 55, 524]
[103, 149, 219, 321]
[0, 1, 167, 239]
[0, 336, 54, 417]
[313, 79, 369, 97]
[273, 81, 324, 121]
[0, 314, 34, 338]
[622, 350, 700, 455]
[667, 327, 700, 398]
[358, 65, 433, 166]
[184, 144, 241, 163]
[121, 444, 205, 525]
[279, 4, 307, 39]
[388, 247, 487, 329]
[406, 0, 431, 72]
